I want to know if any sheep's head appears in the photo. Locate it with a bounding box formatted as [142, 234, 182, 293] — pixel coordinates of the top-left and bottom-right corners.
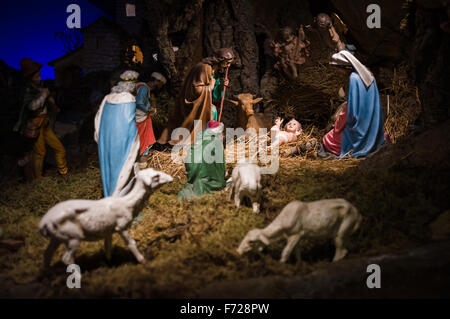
[236, 229, 269, 255]
[136, 166, 173, 189]
[227, 93, 263, 118]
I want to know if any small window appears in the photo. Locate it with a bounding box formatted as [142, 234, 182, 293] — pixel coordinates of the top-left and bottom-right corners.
[132, 45, 143, 64]
[126, 3, 136, 17]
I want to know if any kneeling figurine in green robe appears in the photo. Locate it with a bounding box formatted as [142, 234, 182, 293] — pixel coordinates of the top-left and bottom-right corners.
[178, 121, 226, 199]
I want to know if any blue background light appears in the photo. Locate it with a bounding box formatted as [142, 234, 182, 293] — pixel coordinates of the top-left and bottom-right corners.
[0, 0, 107, 79]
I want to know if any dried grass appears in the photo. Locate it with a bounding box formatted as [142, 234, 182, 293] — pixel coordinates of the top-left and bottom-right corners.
[382, 65, 423, 143]
[143, 124, 324, 179]
[0, 148, 447, 297]
[273, 61, 422, 144]
[272, 62, 348, 127]
[145, 150, 185, 180]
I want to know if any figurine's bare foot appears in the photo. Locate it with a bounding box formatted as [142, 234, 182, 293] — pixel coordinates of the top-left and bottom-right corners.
[139, 258, 147, 265]
[157, 129, 169, 144]
[156, 139, 167, 144]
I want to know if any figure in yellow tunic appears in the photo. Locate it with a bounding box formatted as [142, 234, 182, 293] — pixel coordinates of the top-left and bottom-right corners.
[14, 58, 68, 179]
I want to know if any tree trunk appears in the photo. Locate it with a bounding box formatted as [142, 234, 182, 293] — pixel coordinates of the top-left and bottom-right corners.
[145, 0, 261, 127]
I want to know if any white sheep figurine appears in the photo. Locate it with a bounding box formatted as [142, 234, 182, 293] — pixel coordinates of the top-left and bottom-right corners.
[237, 199, 361, 263]
[39, 165, 173, 267]
[229, 159, 262, 214]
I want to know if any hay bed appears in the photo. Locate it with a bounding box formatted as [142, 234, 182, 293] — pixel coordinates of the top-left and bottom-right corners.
[271, 61, 348, 126]
[144, 124, 337, 180]
[381, 65, 423, 143]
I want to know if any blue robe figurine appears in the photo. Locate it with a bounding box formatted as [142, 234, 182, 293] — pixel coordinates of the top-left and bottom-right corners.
[95, 91, 139, 197]
[340, 72, 385, 158]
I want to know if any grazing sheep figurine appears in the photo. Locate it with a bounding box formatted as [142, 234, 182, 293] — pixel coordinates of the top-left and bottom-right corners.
[39, 165, 173, 267]
[229, 159, 262, 213]
[237, 199, 361, 263]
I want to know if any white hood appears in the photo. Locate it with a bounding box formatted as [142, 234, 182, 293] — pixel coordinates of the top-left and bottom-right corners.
[330, 50, 374, 88]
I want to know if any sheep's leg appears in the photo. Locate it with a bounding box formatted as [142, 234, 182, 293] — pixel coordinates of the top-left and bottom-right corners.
[234, 192, 241, 208]
[332, 236, 348, 262]
[44, 238, 60, 268]
[280, 234, 301, 263]
[104, 234, 112, 261]
[332, 215, 354, 262]
[254, 189, 262, 214]
[62, 239, 80, 265]
[120, 230, 146, 264]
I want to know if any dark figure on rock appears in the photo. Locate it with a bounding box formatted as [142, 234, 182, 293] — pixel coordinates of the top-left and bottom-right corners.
[271, 26, 310, 80]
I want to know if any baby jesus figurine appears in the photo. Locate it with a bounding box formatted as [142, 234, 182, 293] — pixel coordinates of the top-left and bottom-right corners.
[270, 117, 302, 149]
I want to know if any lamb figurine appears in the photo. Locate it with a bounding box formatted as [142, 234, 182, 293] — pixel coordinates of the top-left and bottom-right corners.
[229, 159, 262, 214]
[39, 165, 173, 267]
[237, 199, 361, 263]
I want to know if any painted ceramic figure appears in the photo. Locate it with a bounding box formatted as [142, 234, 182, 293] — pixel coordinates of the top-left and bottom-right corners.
[135, 72, 167, 164]
[157, 48, 234, 145]
[178, 121, 226, 200]
[271, 26, 309, 79]
[14, 58, 68, 179]
[229, 159, 262, 214]
[39, 166, 173, 267]
[226, 93, 269, 130]
[94, 70, 140, 197]
[270, 117, 302, 148]
[307, 13, 347, 53]
[210, 48, 233, 120]
[237, 199, 361, 263]
[319, 50, 385, 158]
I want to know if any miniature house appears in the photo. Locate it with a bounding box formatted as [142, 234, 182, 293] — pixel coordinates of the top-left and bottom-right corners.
[49, 0, 152, 88]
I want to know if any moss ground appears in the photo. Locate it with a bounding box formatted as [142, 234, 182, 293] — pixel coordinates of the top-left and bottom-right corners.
[1, 150, 448, 298]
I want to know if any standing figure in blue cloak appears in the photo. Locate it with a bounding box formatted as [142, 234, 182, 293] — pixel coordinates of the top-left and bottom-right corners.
[320, 50, 385, 158]
[94, 71, 140, 197]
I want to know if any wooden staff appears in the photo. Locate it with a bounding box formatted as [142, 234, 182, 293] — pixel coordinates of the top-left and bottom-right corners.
[218, 66, 229, 123]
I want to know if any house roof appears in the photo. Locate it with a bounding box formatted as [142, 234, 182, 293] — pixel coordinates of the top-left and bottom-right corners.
[48, 17, 128, 67]
[48, 47, 82, 67]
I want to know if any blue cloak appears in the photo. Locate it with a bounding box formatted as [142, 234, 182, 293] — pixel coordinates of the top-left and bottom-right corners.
[340, 72, 385, 158]
[98, 100, 138, 197]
